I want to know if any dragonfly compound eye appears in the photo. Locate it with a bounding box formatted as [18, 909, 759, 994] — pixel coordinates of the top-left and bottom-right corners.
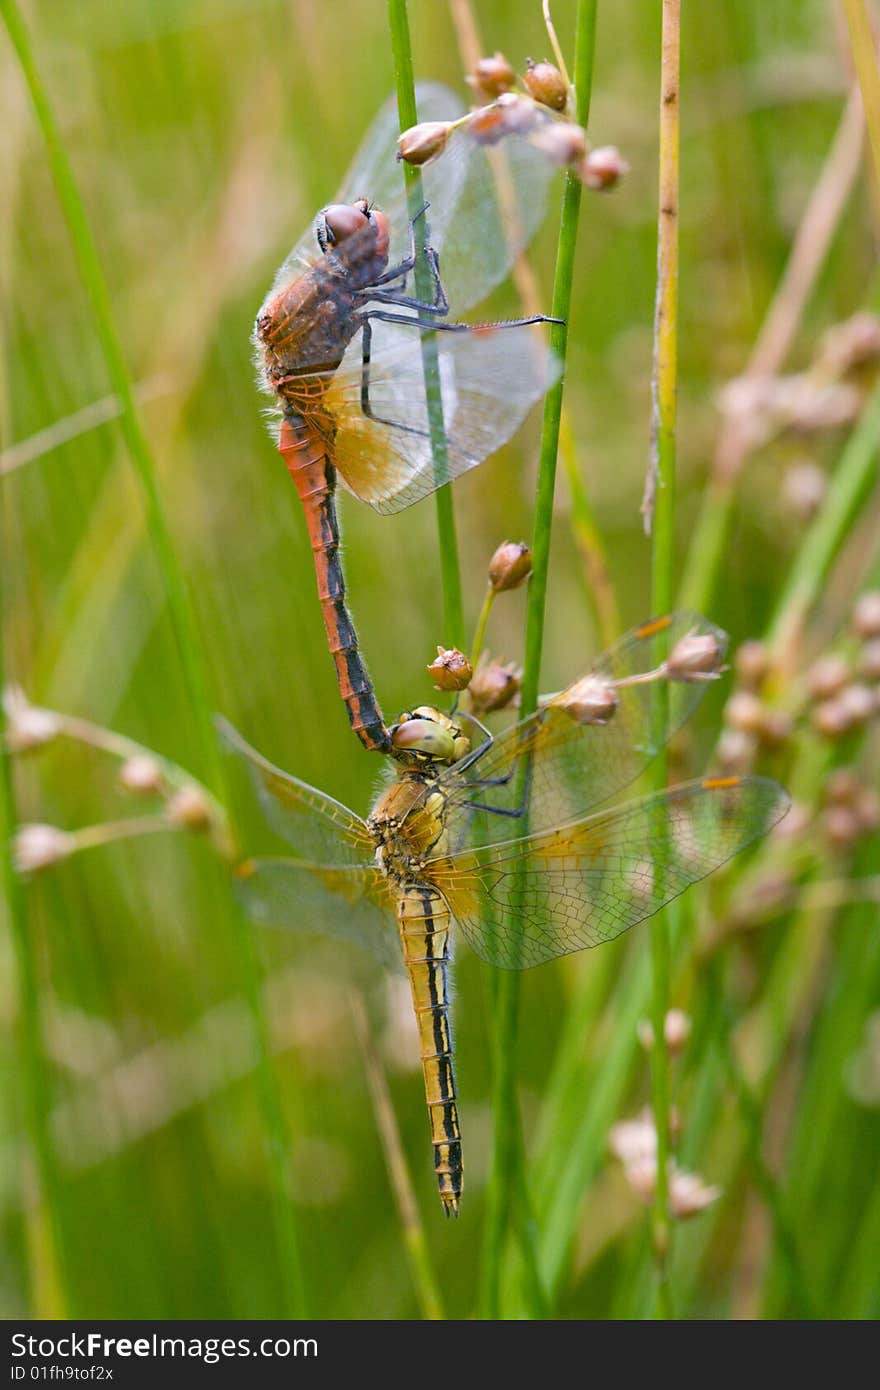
[391, 717, 457, 762]
[316, 202, 371, 252]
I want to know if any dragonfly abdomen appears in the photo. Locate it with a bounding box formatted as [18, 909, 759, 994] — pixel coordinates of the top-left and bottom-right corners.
[397, 884, 462, 1217]
[279, 413, 391, 754]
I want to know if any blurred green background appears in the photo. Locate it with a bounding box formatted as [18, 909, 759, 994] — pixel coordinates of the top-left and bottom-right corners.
[2, 0, 879, 1320]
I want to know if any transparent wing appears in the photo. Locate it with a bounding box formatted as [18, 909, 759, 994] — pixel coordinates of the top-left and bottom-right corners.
[310, 321, 558, 513]
[236, 857, 401, 971]
[265, 83, 560, 319]
[441, 614, 730, 845]
[218, 716, 374, 868]
[432, 776, 790, 969]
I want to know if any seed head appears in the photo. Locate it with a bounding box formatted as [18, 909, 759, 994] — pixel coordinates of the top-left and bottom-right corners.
[427, 646, 473, 692]
[119, 755, 164, 796]
[724, 691, 765, 736]
[555, 674, 619, 726]
[853, 591, 880, 640]
[167, 785, 213, 832]
[466, 93, 538, 145]
[529, 121, 587, 167]
[817, 312, 880, 379]
[523, 58, 568, 111]
[666, 631, 724, 682]
[811, 698, 851, 740]
[858, 638, 880, 683]
[759, 708, 793, 748]
[3, 686, 60, 754]
[855, 786, 880, 834]
[669, 1170, 721, 1220]
[488, 540, 532, 592]
[783, 460, 826, 522]
[806, 654, 850, 702]
[837, 682, 877, 727]
[826, 767, 862, 806]
[397, 120, 454, 167]
[579, 145, 629, 191]
[822, 803, 863, 852]
[637, 1009, 691, 1056]
[467, 52, 516, 100]
[734, 640, 770, 691]
[14, 823, 72, 873]
[468, 655, 521, 715]
[717, 727, 757, 775]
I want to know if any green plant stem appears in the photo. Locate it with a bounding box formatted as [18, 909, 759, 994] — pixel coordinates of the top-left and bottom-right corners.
[1, 584, 68, 1318]
[1, 0, 306, 1317]
[470, 588, 495, 668]
[479, 0, 598, 1322]
[387, 0, 465, 650]
[646, 0, 681, 1322]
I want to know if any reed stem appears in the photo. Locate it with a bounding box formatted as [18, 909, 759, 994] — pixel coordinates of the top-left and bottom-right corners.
[479, 0, 598, 1321]
[388, 0, 466, 650]
[645, 0, 681, 1321]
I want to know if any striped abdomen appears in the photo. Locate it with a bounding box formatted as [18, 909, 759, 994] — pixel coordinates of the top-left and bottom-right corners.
[279, 413, 390, 754]
[397, 884, 462, 1216]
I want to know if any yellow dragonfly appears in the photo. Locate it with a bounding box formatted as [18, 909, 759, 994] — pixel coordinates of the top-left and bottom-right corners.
[221, 613, 789, 1215]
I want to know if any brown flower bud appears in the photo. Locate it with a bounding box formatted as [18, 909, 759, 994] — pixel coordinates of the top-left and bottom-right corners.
[579, 145, 629, 191]
[717, 727, 757, 774]
[468, 655, 521, 715]
[806, 654, 850, 701]
[397, 120, 454, 167]
[466, 92, 538, 145]
[14, 823, 72, 873]
[837, 682, 877, 726]
[826, 767, 862, 806]
[772, 799, 810, 841]
[822, 803, 863, 851]
[734, 640, 770, 691]
[529, 121, 587, 167]
[853, 591, 880, 640]
[467, 52, 516, 100]
[855, 786, 880, 833]
[817, 312, 880, 379]
[811, 698, 851, 740]
[858, 638, 880, 683]
[555, 674, 619, 725]
[119, 755, 164, 796]
[488, 540, 532, 592]
[758, 708, 793, 748]
[523, 58, 568, 111]
[666, 631, 724, 682]
[724, 691, 765, 736]
[167, 785, 213, 832]
[427, 646, 473, 692]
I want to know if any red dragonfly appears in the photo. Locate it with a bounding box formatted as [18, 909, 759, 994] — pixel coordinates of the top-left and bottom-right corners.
[254, 85, 561, 755]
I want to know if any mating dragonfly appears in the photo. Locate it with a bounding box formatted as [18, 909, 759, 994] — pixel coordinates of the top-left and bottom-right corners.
[255, 85, 560, 754]
[222, 614, 789, 1215]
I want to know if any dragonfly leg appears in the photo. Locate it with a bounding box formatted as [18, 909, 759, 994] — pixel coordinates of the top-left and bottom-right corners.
[361, 244, 449, 315]
[362, 308, 562, 333]
[358, 317, 444, 441]
[369, 201, 438, 292]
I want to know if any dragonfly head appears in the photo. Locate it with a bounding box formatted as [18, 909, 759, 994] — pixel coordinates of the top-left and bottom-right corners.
[315, 198, 390, 262]
[389, 706, 470, 769]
